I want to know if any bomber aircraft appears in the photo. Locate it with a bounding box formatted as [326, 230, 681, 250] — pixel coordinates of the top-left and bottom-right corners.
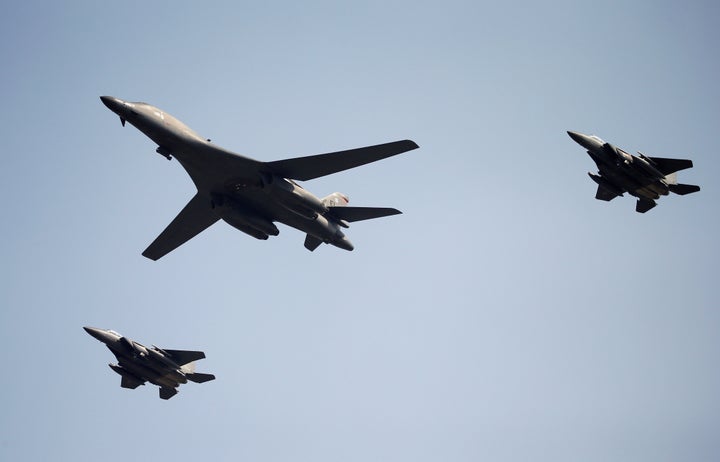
[84, 327, 215, 400]
[568, 131, 700, 212]
[100, 96, 418, 259]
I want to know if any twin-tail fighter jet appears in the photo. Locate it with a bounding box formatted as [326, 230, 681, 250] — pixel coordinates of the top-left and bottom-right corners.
[568, 131, 700, 212]
[84, 327, 215, 400]
[100, 96, 418, 259]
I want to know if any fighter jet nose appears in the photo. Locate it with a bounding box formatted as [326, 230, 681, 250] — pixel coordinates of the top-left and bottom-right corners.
[83, 326, 105, 340]
[567, 131, 583, 143]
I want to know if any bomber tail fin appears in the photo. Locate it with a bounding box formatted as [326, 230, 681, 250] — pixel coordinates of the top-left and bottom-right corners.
[668, 183, 701, 195]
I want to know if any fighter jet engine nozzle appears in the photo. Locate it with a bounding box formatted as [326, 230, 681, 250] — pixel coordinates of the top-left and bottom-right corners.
[260, 174, 329, 219]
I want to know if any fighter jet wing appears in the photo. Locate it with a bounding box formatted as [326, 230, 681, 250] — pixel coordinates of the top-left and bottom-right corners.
[142, 193, 220, 261]
[264, 140, 419, 181]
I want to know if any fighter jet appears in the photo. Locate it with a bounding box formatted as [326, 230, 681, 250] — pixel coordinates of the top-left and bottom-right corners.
[100, 96, 419, 259]
[84, 327, 215, 400]
[567, 131, 700, 212]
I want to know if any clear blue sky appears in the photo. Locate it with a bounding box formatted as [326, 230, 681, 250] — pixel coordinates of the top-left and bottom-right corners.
[1, 1, 718, 461]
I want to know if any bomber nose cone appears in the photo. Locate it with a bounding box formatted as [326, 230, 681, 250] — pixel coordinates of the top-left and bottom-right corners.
[100, 95, 123, 112]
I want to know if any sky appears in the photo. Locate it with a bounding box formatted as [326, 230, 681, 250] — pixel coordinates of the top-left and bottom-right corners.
[1, 1, 719, 461]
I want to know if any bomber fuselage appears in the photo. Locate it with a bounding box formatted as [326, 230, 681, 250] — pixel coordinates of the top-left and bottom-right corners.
[100, 96, 354, 250]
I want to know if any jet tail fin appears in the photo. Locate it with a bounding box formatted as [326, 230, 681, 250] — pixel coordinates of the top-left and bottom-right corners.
[328, 206, 402, 223]
[647, 156, 694, 175]
[142, 193, 220, 261]
[163, 349, 206, 366]
[265, 140, 419, 181]
[186, 372, 216, 384]
[668, 183, 701, 195]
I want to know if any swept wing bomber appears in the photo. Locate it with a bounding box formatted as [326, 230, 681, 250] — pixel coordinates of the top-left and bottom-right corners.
[568, 131, 699, 212]
[100, 96, 418, 259]
[84, 327, 215, 400]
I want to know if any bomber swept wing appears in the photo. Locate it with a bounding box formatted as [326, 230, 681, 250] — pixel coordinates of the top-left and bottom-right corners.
[142, 193, 220, 261]
[265, 140, 418, 181]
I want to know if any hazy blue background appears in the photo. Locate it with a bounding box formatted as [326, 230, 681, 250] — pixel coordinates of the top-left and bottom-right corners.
[1, 1, 718, 461]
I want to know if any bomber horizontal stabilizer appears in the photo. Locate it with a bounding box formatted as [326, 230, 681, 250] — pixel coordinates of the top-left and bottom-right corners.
[636, 199, 657, 213]
[648, 156, 694, 175]
[162, 349, 206, 366]
[668, 183, 700, 195]
[328, 206, 402, 223]
[304, 234, 323, 251]
[159, 387, 178, 400]
[265, 140, 419, 181]
[142, 193, 220, 261]
[186, 372, 216, 383]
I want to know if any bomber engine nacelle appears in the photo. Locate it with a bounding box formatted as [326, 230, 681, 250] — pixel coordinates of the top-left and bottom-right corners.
[260, 174, 328, 219]
[213, 194, 280, 237]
